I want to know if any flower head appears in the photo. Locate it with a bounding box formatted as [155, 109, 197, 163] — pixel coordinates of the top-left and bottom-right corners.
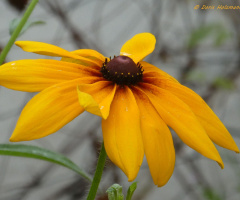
[0, 33, 239, 186]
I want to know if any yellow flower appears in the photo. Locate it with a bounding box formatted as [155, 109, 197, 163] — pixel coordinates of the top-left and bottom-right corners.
[0, 33, 239, 186]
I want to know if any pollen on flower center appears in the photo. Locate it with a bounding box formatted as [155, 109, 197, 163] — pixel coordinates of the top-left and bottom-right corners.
[100, 56, 143, 85]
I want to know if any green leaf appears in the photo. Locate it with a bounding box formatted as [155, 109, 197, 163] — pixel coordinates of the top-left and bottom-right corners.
[106, 184, 124, 200]
[213, 77, 234, 90]
[203, 188, 222, 200]
[9, 18, 45, 36]
[0, 144, 91, 182]
[126, 182, 137, 200]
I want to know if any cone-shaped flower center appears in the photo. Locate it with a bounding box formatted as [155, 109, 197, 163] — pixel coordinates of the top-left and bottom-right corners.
[100, 56, 143, 85]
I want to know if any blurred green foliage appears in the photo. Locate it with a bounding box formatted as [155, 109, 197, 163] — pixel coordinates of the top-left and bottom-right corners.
[203, 188, 222, 200]
[213, 77, 234, 89]
[188, 24, 230, 49]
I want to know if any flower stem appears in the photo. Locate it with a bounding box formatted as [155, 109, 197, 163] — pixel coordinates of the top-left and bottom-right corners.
[87, 142, 107, 200]
[0, 0, 39, 65]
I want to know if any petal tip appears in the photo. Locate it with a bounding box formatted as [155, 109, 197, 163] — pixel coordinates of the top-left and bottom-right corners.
[102, 113, 108, 120]
[227, 143, 240, 153]
[9, 135, 19, 142]
[126, 169, 139, 182]
[15, 41, 24, 48]
[234, 145, 240, 153]
[9, 129, 24, 142]
[217, 161, 224, 169]
[156, 183, 165, 187]
[155, 181, 167, 187]
[15, 41, 20, 45]
[127, 175, 136, 182]
[153, 176, 171, 187]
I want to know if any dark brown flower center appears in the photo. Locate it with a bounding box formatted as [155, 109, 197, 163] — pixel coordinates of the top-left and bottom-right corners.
[100, 56, 143, 85]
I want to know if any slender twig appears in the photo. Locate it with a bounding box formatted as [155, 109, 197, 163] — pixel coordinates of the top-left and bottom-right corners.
[0, 0, 39, 64]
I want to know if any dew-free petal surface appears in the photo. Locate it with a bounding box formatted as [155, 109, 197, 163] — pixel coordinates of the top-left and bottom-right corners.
[120, 33, 156, 63]
[141, 62, 179, 83]
[15, 41, 99, 66]
[102, 86, 144, 181]
[72, 49, 105, 61]
[62, 49, 105, 69]
[0, 59, 100, 92]
[140, 83, 224, 168]
[10, 77, 101, 142]
[132, 86, 175, 186]
[144, 77, 239, 153]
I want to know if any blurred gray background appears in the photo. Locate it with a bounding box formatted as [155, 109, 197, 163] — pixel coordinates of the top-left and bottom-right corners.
[0, 0, 240, 199]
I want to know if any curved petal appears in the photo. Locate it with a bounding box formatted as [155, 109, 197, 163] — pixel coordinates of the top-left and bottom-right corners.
[62, 49, 106, 69]
[141, 62, 179, 83]
[10, 77, 101, 142]
[145, 77, 239, 153]
[120, 33, 156, 63]
[72, 49, 105, 62]
[0, 59, 101, 92]
[77, 81, 116, 119]
[132, 86, 175, 187]
[15, 41, 99, 66]
[139, 83, 224, 168]
[102, 86, 144, 181]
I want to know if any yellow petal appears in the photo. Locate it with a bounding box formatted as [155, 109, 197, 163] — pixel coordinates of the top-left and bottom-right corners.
[72, 49, 105, 62]
[62, 49, 105, 69]
[15, 41, 99, 66]
[10, 77, 101, 142]
[140, 83, 224, 168]
[145, 77, 239, 153]
[102, 86, 144, 181]
[120, 33, 156, 63]
[141, 61, 179, 83]
[132, 86, 175, 187]
[77, 81, 116, 119]
[0, 59, 101, 92]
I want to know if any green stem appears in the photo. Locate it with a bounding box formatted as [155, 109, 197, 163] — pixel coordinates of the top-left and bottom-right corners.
[0, 0, 39, 65]
[87, 142, 107, 200]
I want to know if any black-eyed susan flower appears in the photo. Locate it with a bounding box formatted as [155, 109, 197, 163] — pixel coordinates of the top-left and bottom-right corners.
[0, 33, 238, 186]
